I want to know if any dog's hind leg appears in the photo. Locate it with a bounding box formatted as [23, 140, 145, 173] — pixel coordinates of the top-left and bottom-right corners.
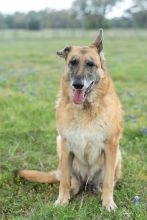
[70, 176, 81, 198]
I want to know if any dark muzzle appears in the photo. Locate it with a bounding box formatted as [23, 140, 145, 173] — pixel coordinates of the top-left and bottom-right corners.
[72, 76, 84, 90]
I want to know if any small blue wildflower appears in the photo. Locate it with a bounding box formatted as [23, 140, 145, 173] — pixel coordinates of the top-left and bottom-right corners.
[133, 196, 140, 203]
[128, 91, 135, 97]
[129, 115, 136, 121]
[21, 82, 26, 87]
[21, 89, 26, 94]
[141, 127, 147, 135]
[29, 91, 37, 96]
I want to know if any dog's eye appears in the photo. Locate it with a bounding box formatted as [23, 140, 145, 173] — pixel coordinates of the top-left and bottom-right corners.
[70, 59, 78, 66]
[87, 61, 95, 67]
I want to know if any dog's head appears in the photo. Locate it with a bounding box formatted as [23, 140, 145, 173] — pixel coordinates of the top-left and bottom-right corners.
[57, 29, 105, 105]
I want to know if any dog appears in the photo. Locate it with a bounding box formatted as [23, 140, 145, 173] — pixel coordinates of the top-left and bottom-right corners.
[17, 29, 123, 211]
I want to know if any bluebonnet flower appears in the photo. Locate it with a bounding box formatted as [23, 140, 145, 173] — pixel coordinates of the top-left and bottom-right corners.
[21, 89, 26, 94]
[129, 115, 136, 121]
[141, 127, 147, 135]
[21, 82, 26, 87]
[29, 90, 37, 96]
[128, 91, 135, 97]
[133, 196, 140, 203]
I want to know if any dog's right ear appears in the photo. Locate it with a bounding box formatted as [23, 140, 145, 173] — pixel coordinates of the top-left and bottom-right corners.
[57, 46, 71, 59]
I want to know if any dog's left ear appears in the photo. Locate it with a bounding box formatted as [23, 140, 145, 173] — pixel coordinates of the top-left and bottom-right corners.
[91, 29, 103, 53]
[57, 46, 71, 59]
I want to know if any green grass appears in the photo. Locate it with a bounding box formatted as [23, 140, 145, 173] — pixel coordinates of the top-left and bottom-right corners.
[0, 29, 147, 220]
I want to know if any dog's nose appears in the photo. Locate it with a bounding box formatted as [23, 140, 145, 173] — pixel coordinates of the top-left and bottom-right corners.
[72, 81, 84, 89]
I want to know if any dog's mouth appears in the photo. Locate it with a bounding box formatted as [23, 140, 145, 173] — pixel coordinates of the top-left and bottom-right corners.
[72, 81, 94, 105]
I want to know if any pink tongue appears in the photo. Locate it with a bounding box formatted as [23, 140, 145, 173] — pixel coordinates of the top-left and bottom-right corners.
[73, 90, 85, 104]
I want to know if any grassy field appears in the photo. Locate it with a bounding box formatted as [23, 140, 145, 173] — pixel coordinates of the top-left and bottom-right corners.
[0, 29, 146, 220]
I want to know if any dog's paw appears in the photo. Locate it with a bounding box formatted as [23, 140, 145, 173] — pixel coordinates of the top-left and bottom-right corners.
[54, 195, 70, 207]
[102, 198, 117, 212]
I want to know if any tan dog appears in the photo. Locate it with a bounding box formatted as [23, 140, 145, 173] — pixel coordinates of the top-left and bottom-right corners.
[17, 29, 123, 211]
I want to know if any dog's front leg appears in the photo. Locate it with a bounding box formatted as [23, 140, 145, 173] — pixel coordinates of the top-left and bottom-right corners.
[55, 138, 73, 206]
[102, 141, 118, 211]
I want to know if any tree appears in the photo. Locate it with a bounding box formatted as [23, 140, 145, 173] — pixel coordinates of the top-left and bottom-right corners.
[72, 0, 123, 28]
[27, 11, 41, 30]
[126, 0, 147, 28]
[12, 13, 27, 29]
[131, 0, 147, 11]
[47, 9, 79, 28]
[0, 14, 6, 29]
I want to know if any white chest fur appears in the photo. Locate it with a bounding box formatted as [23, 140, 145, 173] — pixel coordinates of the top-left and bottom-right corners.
[63, 118, 107, 166]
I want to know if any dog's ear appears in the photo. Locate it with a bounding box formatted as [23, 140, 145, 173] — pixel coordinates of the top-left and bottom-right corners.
[57, 46, 71, 59]
[91, 29, 103, 53]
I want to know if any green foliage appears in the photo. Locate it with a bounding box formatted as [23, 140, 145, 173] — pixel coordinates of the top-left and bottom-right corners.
[123, 0, 147, 28]
[72, 0, 122, 28]
[0, 0, 146, 29]
[0, 9, 78, 30]
[0, 29, 146, 219]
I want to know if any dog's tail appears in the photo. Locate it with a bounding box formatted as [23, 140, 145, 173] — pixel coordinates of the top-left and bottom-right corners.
[15, 169, 60, 184]
[15, 136, 62, 184]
